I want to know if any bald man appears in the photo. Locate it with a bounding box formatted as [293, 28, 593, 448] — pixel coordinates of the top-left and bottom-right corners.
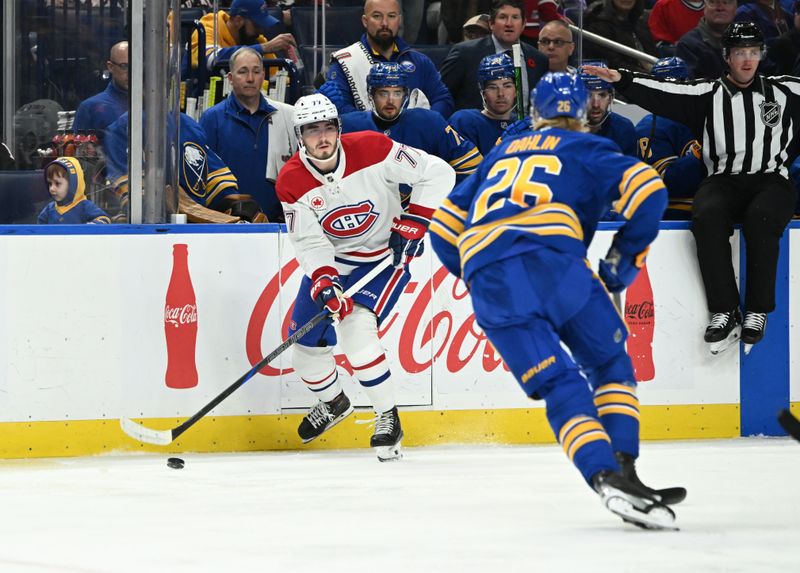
[73, 41, 129, 139]
[318, 0, 454, 118]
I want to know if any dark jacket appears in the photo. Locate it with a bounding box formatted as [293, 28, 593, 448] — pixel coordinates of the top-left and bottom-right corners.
[584, 0, 658, 73]
[439, 35, 549, 111]
[675, 19, 727, 80]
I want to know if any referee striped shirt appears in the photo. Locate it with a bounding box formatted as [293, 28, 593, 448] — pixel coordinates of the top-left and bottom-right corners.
[615, 70, 800, 178]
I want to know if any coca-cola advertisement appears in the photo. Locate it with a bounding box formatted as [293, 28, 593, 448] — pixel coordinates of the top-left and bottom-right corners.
[624, 264, 656, 383]
[164, 243, 199, 389]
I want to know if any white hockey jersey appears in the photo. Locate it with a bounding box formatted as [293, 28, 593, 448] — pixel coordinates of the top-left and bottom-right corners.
[276, 131, 456, 278]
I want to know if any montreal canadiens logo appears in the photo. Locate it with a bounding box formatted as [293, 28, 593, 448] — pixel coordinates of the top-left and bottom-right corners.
[320, 200, 380, 238]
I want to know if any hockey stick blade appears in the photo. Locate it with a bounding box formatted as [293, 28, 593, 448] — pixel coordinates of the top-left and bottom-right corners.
[120, 257, 393, 446]
[777, 409, 800, 442]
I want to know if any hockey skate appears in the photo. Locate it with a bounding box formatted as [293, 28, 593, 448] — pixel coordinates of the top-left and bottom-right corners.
[370, 407, 403, 462]
[616, 452, 686, 505]
[593, 470, 678, 531]
[741, 312, 767, 355]
[704, 309, 742, 355]
[298, 392, 354, 444]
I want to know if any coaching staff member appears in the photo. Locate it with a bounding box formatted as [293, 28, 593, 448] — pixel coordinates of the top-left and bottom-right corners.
[582, 21, 800, 353]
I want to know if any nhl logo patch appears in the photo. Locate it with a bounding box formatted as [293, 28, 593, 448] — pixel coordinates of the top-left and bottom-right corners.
[310, 195, 326, 210]
[759, 101, 781, 128]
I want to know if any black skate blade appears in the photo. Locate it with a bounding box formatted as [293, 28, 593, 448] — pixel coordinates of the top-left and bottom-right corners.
[606, 495, 679, 531]
[654, 486, 687, 505]
[709, 327, 741, 355]
[778, 409, 800, 442]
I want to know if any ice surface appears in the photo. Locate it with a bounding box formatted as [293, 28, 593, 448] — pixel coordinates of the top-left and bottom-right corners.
[0, 439, 797, 572]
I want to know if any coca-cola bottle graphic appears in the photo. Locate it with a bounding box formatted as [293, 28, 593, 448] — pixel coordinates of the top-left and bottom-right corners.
[624, 264, 655, 382]
[164, 243, 199, 388]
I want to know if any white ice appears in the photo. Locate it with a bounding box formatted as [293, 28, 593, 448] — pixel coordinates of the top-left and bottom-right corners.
[1, 439, 798, 573]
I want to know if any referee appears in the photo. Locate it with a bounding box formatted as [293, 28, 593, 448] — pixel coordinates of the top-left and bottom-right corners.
[583, 22, 800, 354]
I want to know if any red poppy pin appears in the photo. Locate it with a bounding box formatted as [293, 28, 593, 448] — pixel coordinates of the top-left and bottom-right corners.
[527, 58, 536, 68]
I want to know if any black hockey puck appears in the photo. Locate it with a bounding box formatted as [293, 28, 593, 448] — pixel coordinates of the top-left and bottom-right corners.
[167, 457, 185, 469]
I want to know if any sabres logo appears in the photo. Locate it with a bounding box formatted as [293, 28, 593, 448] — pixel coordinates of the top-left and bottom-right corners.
[400, 60, 416, 73]
[183, 142, 208, 197]
[320, 200, 380, 238]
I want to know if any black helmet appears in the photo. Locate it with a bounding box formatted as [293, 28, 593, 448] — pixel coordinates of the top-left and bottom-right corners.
[721, 22, 765, 57]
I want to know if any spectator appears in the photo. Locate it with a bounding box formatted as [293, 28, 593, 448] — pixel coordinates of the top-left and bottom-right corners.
[768, 0, 800, 73]
[449, 54, 518, 156]
[318, 0, 454, 118]
[634, 57, 705, 219]
[73, 41, 128, 139]
[200, 47, 296, 222]
[463, 14, 492, 41]
[440, 0, 548, 112]
[521, 0, 566, 45]
[38, 158, 110, 224]
[190, 0, 296, 71]
[340, 62, 482, 183]
[537, 20, 576, 72]
[104, 112, 267, 223]
[583, 22, 800, 353]
[648, 0, 705, 48]
[676, 0, 737, 78]
[579, 62, 638, 157]
[735, 0, 790, 47]
[441, 0, 493, 44]
[584, 0, 659, 73]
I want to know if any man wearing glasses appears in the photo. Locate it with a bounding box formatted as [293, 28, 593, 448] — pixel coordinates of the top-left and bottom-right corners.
[73, 41, 129, 140]
[537, 20, 576, 73]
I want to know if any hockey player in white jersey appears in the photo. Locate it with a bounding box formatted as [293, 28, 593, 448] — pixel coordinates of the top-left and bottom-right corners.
[276, 94, 455, 461]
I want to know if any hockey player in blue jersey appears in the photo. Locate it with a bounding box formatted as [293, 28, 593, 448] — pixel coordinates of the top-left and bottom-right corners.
[340, 62, 482, 183]
[578, 61, 638, 158]
[448, 54, 518, 157]
[429, 72, 685, 530]
[635, 57, 705, 220]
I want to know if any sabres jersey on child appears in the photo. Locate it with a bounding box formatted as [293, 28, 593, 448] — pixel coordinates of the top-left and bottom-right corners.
[340, 108, 482, 182]
[276, 130, 455, 278]
[448, 108, 512, 157]
[429, 127, 667, 282]
[636, 114, 705, 216]
[38, 157, 110, 224]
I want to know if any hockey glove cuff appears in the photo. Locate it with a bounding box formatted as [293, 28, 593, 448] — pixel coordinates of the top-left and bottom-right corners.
[310, 267, 354, 320]
[599, 245, 648, 293]
[389, 213, 429, 267]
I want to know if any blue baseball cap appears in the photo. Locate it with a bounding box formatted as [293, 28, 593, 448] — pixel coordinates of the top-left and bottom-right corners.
[229, 0, 280, 32]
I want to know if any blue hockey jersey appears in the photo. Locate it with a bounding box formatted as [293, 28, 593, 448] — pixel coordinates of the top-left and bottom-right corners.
[448, 109, 512, 157]
[635, 114, 705, 218]
[429, 127, 667, 281]
[38, 157, 110, 224]
[340, 108, 482, 183]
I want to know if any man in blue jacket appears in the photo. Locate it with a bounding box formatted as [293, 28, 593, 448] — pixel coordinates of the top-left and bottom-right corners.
[200, 47, 296, 222]
[318, 0, 454, 118]
[73, 41, 129, 140]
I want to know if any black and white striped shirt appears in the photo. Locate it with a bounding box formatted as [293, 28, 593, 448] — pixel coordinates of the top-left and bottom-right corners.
[616, 70, 800, 178]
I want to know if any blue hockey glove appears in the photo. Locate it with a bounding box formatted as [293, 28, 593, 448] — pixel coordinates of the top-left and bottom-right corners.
[389, 213, 428, 267]
[599, 245, 645, 293]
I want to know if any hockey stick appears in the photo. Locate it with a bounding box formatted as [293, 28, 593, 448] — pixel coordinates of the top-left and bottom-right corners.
[512, 43, 525, 121]
[120, 257, 393, 446]
[778, 409, 800, 442]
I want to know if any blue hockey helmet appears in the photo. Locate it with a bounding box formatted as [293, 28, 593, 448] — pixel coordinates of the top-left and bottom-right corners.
[477, 53, 515, 88]
[367, 62, 409, 92]
[531, 72, 589, 121]
[652, 56, 689, 80]
[578, 60, 613, 92]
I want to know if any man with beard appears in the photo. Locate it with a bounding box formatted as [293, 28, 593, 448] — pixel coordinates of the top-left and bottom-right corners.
[190, 0, 297, 71]
[579, 62, 638, 157]
[319, 0, 454, 118]
[449, 53, 518, 156]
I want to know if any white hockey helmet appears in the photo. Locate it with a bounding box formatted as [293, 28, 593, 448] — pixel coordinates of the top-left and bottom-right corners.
[292, 93, 341, 147]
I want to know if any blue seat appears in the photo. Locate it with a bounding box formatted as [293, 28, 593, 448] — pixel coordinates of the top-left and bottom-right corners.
[290, 6, 363, 48]
[412, 44, 452, 71]
[0, 169, 48, 224]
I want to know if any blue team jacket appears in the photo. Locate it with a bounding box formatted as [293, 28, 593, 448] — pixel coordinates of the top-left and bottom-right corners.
[73, 81, 128, 137]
